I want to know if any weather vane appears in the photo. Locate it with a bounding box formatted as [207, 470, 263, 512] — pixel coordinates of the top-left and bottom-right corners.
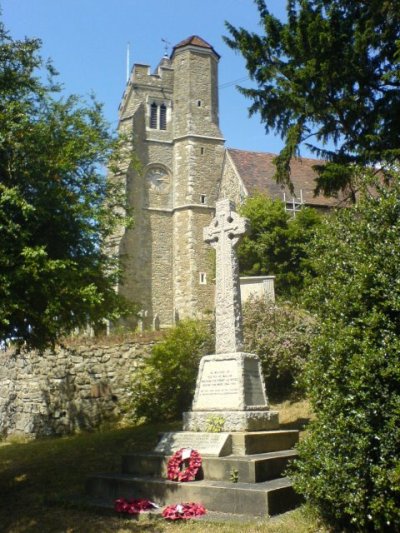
[161, 38, 171, 57]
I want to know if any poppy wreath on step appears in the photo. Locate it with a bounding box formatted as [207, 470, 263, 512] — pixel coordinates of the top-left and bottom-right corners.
[166, 448, 202, 482]
[162, 502, 206, 520]
[114, 497, 158, 514]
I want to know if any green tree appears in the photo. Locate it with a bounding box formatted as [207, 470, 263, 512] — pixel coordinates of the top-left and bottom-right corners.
[238, 194, 321, 298]
[0, 24, 133, 350]
[129, 320, 214, 422]
[290, 175, 400, 530]
[225, 1, 400, 198]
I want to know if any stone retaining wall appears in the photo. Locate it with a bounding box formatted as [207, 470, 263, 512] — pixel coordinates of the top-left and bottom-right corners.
[0, 339, 155, 438]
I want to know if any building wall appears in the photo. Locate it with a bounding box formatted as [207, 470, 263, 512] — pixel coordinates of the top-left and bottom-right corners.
[240, 276, 276, 303]
[219, 152, 247, 207]
[0, 340, 154, 438]
[170, 44, 224, 319]
[115, 60, 175, 328]
[114, 40, 225, 327]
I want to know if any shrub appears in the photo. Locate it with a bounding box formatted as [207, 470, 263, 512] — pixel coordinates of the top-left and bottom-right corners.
[290, 178, 400, 531]
[129, 320, 214, 422]
[242, 297, 315, 400]
[238, 194, 322, 299]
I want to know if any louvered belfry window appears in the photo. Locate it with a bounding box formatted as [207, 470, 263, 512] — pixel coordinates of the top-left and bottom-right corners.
[150, 102, 158, 129]
[159, 103, 167, 130]
[149, 101, 169, 130]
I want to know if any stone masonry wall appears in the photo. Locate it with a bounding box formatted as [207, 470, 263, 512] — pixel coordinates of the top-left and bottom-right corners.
[219, 152, 247, 207]
[113, 40, 224, 329]
[0, 339, 155, 439]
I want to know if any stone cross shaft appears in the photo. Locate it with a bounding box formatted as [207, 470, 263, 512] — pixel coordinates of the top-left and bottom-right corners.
[204, 199, 249, 354]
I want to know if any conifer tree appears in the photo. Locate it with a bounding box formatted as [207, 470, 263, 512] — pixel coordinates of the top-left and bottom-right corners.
[225, 1, 400, 198]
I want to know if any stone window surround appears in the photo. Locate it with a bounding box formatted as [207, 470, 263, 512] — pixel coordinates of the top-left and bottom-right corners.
[146, 96, 171, 131]
[199, 272, 207, 284]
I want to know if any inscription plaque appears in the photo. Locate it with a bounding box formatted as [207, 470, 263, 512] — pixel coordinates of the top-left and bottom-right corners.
[192, 354, 268, 412]
[194, 359, 240, 410]
[155, 431, 232, 456]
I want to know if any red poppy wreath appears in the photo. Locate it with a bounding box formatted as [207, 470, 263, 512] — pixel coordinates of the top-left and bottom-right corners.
[162, 502, 206, 520]
[167, 448, 202, 482]
[114, 497, 158, 514]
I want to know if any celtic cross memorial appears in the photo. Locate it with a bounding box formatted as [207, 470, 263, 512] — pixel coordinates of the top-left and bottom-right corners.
[203, 199, 248, 354]
[182, 199, 279, 432]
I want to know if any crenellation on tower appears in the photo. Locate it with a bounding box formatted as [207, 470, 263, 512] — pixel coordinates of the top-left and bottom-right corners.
[119, 62, 174, 122]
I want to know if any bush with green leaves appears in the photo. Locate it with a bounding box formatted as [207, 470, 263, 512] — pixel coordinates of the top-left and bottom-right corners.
[129, 320, 214, 422]
[242, 297, 315, 400]
[291, 178, 400, 531]
[238, 194, 322, 299]
[0, 23, 133, 350]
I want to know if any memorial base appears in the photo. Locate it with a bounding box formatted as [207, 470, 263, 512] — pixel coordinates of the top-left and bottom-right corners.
[183, 409, 279, 432]
[86, 427, 301, 516]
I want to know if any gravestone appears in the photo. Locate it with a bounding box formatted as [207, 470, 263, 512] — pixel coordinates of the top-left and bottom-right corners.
[182, 199, 279, 432]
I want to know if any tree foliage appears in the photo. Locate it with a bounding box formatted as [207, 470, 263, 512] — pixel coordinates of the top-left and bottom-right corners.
[225, 1, 400, 198]
[238, 194, 322, 298]
[290, 176, 400, 530]
[129, 320, 214, 423]
[0, 23, 133, 350]
[129, 300, 315, 422]
[242, 297, 315, 400]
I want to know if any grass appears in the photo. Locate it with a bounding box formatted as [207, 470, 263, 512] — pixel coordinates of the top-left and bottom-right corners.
[0, 401, 324, 533]
[271, 399, 315, 434]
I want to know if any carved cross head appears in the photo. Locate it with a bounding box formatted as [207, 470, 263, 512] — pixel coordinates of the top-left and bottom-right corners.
[204, 199, 248, 250]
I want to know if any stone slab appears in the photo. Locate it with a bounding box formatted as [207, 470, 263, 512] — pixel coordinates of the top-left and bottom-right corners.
[154, 431, 232, 456]
[191, 353, 269, 411]
[183, 410, 279, 432]
[86, 473, 301, 517]
[121, 449, 297, 483]
[231, 431, 299, 455]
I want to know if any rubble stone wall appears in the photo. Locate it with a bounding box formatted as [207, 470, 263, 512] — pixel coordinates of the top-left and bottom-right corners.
[0, 339, 154, 438]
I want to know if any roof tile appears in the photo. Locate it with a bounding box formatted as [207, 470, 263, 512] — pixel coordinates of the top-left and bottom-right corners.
[172, 35, 220, 58]
[227, 148, 345, 207]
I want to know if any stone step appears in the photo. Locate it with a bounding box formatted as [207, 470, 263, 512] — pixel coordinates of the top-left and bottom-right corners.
[155, 429, 299, 457]
[86, 473, 302, 517]
[230, 430, 299, 455]
[122, 449, 297, 483]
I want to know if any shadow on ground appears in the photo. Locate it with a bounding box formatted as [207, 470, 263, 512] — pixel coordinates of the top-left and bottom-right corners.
[278, 417, 312, 431]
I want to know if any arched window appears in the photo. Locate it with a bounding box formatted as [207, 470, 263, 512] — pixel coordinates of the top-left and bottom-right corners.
[150, 102, 158, 129]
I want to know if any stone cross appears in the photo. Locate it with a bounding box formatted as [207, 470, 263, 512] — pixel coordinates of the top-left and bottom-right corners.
[204, 199, 248, 354]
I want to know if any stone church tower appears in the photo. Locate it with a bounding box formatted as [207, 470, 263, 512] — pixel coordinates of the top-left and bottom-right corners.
[116, 36, 225, 328]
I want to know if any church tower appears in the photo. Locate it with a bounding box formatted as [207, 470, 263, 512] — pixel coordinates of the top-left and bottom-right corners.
[116, 36, 224, 328]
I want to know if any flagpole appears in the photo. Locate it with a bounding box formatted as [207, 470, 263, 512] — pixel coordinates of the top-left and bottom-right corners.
[126, 42, 130, 82]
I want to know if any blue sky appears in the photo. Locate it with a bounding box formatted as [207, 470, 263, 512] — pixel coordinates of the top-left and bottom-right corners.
[1, 0, 296, 155]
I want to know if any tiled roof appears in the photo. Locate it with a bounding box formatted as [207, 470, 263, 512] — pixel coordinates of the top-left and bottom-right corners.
[172, 36, 220, 58]
[227, 148, 345, 207]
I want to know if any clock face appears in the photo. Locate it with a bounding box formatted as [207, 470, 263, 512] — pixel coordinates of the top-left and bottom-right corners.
[146, 167, 170, 193]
